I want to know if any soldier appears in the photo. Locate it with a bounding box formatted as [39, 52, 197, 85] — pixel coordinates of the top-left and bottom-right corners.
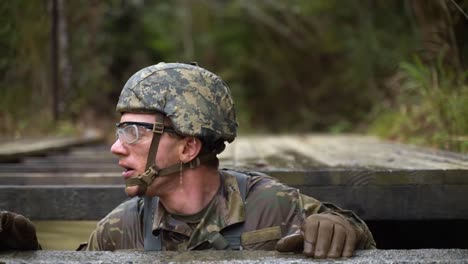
[0, 211, 40, 251]
[86, 62, 376, 258]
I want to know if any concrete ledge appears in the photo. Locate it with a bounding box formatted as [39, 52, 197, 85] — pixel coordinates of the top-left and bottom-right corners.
[1, 249, 468, 264]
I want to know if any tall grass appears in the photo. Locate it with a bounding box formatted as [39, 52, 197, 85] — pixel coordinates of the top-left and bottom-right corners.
[371, 57, 468, 153]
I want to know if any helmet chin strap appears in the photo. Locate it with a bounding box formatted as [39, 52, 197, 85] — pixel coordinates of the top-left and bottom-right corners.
[124, 115, 216, 196]
[125, 154, 217, 196]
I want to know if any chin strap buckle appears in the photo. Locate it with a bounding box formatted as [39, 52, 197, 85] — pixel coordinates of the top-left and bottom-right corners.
[153, 121, 164, 134]
[125, 166, 161, 196]
[139, 166, 160, 185]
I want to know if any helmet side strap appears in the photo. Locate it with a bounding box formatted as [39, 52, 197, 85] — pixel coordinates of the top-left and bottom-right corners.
[145, 114, 165, 170]
[127, 114, 165, 196]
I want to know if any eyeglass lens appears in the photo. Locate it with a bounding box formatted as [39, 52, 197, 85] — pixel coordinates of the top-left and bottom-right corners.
[116, 124, 140, 144]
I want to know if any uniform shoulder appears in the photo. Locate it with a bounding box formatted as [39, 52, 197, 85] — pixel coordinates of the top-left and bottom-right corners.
[87, 197, 144, 251]
[221, 168, 296, 197]
[98, 197, 143, 225]
[221, 168, 278, 185]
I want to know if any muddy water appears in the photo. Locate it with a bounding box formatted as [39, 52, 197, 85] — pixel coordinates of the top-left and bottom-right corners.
[34, 221, 97, 250]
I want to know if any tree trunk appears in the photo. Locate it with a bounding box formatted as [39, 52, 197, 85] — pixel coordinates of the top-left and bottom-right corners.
[58, 0, 71, 115]
[51, 0, 60, 121]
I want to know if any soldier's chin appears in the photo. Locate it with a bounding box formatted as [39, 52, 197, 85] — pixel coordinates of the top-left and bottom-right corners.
[125, 185, 141, 197]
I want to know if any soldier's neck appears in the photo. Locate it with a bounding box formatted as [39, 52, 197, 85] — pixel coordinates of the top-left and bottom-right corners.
[159, 167, 220, 215]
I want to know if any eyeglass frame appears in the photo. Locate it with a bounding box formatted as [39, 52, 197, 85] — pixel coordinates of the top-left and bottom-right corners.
[115, 121, 178, 144]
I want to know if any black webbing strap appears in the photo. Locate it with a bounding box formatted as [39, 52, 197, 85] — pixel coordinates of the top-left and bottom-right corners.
[143, 195, 161, 250]
[143, 170, 249, 251]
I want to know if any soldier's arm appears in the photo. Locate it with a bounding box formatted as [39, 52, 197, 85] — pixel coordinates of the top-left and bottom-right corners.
[240, 177, 304, 250]
[234, 173, 375, 256]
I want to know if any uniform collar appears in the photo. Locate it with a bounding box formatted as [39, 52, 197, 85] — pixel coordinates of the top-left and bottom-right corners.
[151, 171, 246, 249]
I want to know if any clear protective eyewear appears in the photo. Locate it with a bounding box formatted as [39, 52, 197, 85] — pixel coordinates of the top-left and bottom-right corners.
[115, 121, 177, 144]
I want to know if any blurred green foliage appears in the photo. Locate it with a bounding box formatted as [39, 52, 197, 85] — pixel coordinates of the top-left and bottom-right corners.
[0, 0, 467, 152]
[371, 57, 468, 152]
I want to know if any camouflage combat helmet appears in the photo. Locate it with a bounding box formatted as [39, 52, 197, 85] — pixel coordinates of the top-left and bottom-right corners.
[116, 62, 238, 196]
[116, 62, 237, 144]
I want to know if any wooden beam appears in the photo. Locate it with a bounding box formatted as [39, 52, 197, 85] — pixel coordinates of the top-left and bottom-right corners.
[2, 169, 467, 221]
[0, 135, 104, 163]
[0, 135, 467, 221]
[0, 185, 126, 220]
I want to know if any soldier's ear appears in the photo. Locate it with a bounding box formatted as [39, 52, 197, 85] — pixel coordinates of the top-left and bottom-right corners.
[179, 137, 202, 163]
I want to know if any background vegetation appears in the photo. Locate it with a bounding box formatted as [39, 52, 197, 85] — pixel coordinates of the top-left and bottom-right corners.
[1, 0, 467, 153]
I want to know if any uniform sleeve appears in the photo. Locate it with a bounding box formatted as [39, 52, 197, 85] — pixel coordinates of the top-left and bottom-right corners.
[241, 174, 375, 250]
[86, 197, 144, 251]
[241, 176, 305, 250]
[299, 194, 377, 249]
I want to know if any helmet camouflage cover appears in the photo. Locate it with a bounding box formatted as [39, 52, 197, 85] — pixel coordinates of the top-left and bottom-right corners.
[116, 62, 238, 144]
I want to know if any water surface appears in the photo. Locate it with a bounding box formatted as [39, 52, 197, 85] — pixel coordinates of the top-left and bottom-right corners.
[34, 221, 97, 250]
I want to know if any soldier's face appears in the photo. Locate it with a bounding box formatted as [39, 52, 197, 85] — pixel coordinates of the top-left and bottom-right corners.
[111, 112, 182, 197]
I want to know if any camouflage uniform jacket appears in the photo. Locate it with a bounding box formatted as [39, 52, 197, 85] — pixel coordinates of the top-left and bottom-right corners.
[86, 170, 376, 251]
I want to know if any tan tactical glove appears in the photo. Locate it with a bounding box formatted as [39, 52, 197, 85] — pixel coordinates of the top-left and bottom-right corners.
[276, 214, 361, 258]
[0, 211, 40, 250]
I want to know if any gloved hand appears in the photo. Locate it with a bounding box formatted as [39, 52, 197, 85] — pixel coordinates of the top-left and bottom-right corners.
[276, 214, 360, 258]
[0, 211, 40, 250]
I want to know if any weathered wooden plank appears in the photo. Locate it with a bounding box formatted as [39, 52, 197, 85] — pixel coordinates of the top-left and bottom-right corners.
[0, 172, 122, 185]
[0, 135, 104, 163]
[2, 135, 467, 170]
[0, 167, 467, 220]
[22, 155, 118, 164]
[301, 185, 468, 220]
[0, 135, 467, 222]
[0, 186, 127, 220]
[2, 180, 467, 220]
[13, 134, 459, 169]
[0, 163, 120, 173]
[1, 169, 466, 186]
[219, 135, 468, 170]
[62, 146, 115, 158]
[266, 169, 468, 185]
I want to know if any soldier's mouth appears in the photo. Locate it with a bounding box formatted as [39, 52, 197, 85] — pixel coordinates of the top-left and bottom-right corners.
[121, 167, 135, 179]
